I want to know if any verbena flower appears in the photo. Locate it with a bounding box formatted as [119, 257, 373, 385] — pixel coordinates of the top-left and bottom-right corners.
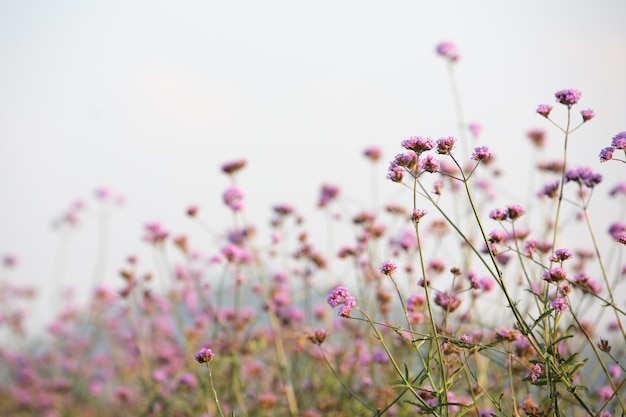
[223, 187, 245, 212]
[527, 129, 546, 148]
[386, 166, 405, 182]
[436, 137, 456, 155]
[306, 329, 328, 345]
[565, 166, 603, 188]
[611, 131, 626, 149]
[379, 261, 397, 276]
[551, 297, 568, 313]
[420, 154, 440, 173]
[401, 136, 434, 154]
[411, 209, 428, 222]
[506, 205, 525, 220]
[471, 146, 493, 162]
[194, 347, 215, 364]
[435, 41, 460, 61]
[530, 363, 543, 382]
[318, 184, 340, 207]
[581, 108, 595, 122]
[489, 208, 508, 221]
[537, 181, 560, 198]
[363, 146, 382, 161]
[338, 296, 356, 317]
[599, 147, 615, 162]
[549, 248, 573, 262]
[554, 88, 581, 106]
[543, 267, 567, 283]
[536, 104, 553, 117]
[221, 159, 247, 174]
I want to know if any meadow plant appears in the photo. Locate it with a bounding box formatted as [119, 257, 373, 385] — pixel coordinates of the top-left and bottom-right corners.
[0, 42, 625, 417]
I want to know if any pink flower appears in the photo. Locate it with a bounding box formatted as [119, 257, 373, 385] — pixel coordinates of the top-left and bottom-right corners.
[420, 154, 440, 173]
[471, 146, 493, 162]
[581, 108, 595, 122]
[436, 137, 457, 155]
[194, 347, 215, 363]
[599, 147, 614, 162]
[363, 146, 382, 161]
[318, 184, 340, 208]
[551, 297, 568, 313]
[379, 261, 397, 276]
[401, 136, 434, 154]
[554, 88, 581, 106]
[223, 186, 245, 211]
[612, 131, 626, 149]
[435, 41, 460, 61]
[536, 104, 553, 117]
[221, 159, 247, 174]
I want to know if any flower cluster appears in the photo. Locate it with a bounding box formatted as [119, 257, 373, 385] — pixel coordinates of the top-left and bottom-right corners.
[327, 286, 357, 317]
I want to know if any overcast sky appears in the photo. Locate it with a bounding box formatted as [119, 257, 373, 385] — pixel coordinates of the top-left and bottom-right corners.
[1, 0, 625, 325]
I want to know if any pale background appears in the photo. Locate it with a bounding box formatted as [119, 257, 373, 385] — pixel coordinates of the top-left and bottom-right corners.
[1, 0, 625, 328]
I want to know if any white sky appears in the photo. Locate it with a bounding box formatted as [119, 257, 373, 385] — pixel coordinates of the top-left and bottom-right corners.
[1, 0, 625, 324]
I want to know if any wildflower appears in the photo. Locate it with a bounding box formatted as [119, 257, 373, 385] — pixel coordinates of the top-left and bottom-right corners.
[527, 129, 546, 148]
[387, 166, 405, 182]
[495, 326, 521, 342]
[551, 297, 568, 313]
[144, 222, 169, 244]
[392, 151, 418, 171]
[306, 329, 328, 345]
[406, 294, 425, 312]
[489, 208, 508, 221]
[221, 159, 247, 174]
[580, 108, 595, 122]
[363, 146, 382, 161]
[573, 271, 602, 294]
[186, 204, 198, 216]
[194, 347, 215, 364]
[599, 147, 615, 162]
[379, 261, 397, 276]
[338, 296, 356, 317]
[506, 205, 525, 220]
[471, 146, 493, 162]
[327, 286, 350, 308]
[611, 131, 626, 149]
[554, 88, 581, 106]
[565, 166, 602, 188]
[549, 248, 573, 262]
[436, 137, 456, 155]
[468, 122, 482, 137]
[223, 186, 245, 211]
[318, 184, 340, 207]
[434, 292, 461, 312]
[536, 104, 553, 117]
[411, 209, 428, 222]
[435, 41, 460, 61]
[420, 154, 440, 173]
[537, 181, 560, 198]
[618, 232, 626, 245]
[530, 363, 543, 382]
[401, 136, 434, 154]
[543, 267, 567, 283]
[488, 229, 505, 244]
[609, 222, 626, 240]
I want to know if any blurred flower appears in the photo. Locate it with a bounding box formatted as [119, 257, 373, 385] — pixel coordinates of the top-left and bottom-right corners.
[194, 347, 215, 364]
[435, 41, 460, 61]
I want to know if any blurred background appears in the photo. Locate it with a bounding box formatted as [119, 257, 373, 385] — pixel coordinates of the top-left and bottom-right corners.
[1, 0, 625, 329]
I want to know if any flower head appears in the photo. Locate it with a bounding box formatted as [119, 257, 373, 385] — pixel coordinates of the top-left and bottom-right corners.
[363, 146, 382, 162]
[599, 147, 615, 162]
[387, 166, 405, 183]
[436, 137, 456, 155]
[506, 205, 525, 220]
[401, 136, 434, 154]
[611, 131, 626, 150]
[338, 296, 356, 317]
[435, 41, 460, 61]
[551, 297, 568, 313]
[536, 104, 553, 117]
[543, 267, 567, 283]
[581, 109, 595, 122]
[549, 248, 573, 263]
[420, 154, 440, 173]
[471, 146, 493, 162]
[318, 184, 340, 208]
[194, 347, 215, 364]
[379, 261, 397, 276]
[527, 129, 546, 148]
[327, 286, 350, 308]
[489, 208, 508, 221]
[554, 88, 581, 106]
[221, 159, 247, 175]
[223, 187, 245, 212]
[565, 166, 602, 188]
[306, 329, 328, 345]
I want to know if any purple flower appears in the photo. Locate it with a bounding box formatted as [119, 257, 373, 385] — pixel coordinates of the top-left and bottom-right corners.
[406, 294, 425, 312]
[411, 209, 428, 222]
[420, 154, 440, 173]
[221, 159, 247, 174]
[387, 166, 405, 183]
[600, 147, 615, 162]
[565, 166, 602, 188]
[392, 152, 418, 171]
[573, 271, 602, 294]
[543, 267, 567, 283]
[527, 129, 546, 148]
[554, 88, 581, 106]
[549, 248, 573, 262]
[618, 232, 626, 245]
[468, 122, 482, 137]
[489, 208, 508, 221]
[401, 136, 434, 154]
[194, 347, 215, 364]
[379, 261, 397, 276]
[609, 183, 626, 196]
[436, 137, 457, 155]
[581, 109, 595, 122]
[223, 186, 245, 212]
[488, 229, 505, 244]
[530, 364, 542, 382]
[537, 181, 560, 198]
[551, 297, 568, 313]
[434, 292, 461, 312]
[338, 296, 356, 317]
[495, 326, 521, 342]
[536, 104, 553, 117]
[506, 205, 525, 220]
[306, 329, 328, 345]
[609, 222, 626, 240]
[363, 146, 382, 161]
[327, 286, 350, 307]
[435, 41, 460, 61]
[471, 146, 493, 162]
[611, 131, 626, 150]
[318, 184, 340, 208]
